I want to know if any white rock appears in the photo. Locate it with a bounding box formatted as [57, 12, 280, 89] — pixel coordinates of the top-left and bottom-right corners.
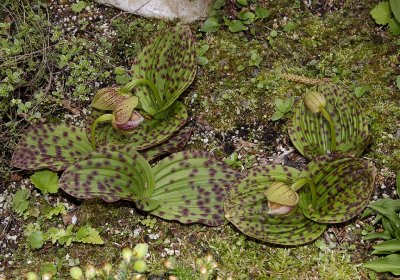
[71, 215, 77, 225]
[95, 0, 213, 22]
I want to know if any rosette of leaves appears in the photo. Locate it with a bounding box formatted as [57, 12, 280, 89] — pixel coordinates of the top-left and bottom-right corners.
[224, 164, 327, 245]
[60, 149, 240, 226]
[288, 84, 369, 159]
[90, 25, 196, 150]
[224, 154, 376, 245]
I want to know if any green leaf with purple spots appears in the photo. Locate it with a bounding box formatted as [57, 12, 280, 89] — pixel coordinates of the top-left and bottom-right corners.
[224, 165, 327, 245]
[288, 84, 369, 159]
[129, 25, 196, 116]
[11, 123, 93, 171]
[150, 151, 240, 226]
[141, 127, 193, 162]
[299, 154, 376, 223]
[94, 101, 187, 150]
[59, 146, 156, 209]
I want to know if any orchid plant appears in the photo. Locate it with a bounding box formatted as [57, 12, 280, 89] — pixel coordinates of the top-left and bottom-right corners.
[223, 85, 375, 245]
[90, 25, 196, 149]
[12, 25, 196, 170]
[224, 154, 376, 245]
[288, 84, 369, 159]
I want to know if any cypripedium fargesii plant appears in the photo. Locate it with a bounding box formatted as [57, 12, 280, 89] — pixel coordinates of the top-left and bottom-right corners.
[289, 84, 369, 159]
[224, 154, 376, 245]
[11, 25, 196, 171]
[90, 25, 196, 149]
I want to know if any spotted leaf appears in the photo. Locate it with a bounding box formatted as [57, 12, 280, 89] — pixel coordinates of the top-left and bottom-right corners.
[151, 151, 240, 226]
[224, 165, 327, 245]
[130, 25, 196, 116]
[299, 154, 376, 223]
[288, 84, 369, 159]
[141, 126, 193, 162]
[94, 101, 187, 150]
[11, 124, 93, 171]
[59, 146, 155, 208]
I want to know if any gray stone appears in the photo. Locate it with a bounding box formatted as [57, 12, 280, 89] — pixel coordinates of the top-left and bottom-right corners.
[95, 0, 213, 22]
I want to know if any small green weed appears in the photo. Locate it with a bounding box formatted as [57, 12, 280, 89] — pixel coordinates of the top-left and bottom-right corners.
[224, 152, 243, 169]
[362, 172, 400, 275]
[370, 1, 400, 35]
[271, 96, 295, 121]
[201, 0, 270, 34]
[24, 224, 104, 250]
[140, 216, 158, 229]
[71, 1, 88, 13]
[12, 189, 31, 217]
[197, 44, 210, 66]
[31, 170, 59, 195]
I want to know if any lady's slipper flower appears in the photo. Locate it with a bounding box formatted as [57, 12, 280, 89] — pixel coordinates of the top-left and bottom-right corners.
[304, 90, 327, 113]
[264, 182, 299, 215]
[91, 88, 141, 148]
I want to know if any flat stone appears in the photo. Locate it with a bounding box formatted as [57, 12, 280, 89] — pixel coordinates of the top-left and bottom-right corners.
[95, 0, 213, 22]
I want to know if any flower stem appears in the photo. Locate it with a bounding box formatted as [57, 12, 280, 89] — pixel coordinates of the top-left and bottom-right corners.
[320, 107, 336, 152]
[291, 177, 317, 209]
[91, 114, 113, 149]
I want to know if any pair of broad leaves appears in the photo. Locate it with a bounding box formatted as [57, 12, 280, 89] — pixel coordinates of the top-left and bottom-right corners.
[225, 154, 376, 245]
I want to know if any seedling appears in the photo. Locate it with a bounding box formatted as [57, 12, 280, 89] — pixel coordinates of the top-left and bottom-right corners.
[271, 96, 295, 121]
